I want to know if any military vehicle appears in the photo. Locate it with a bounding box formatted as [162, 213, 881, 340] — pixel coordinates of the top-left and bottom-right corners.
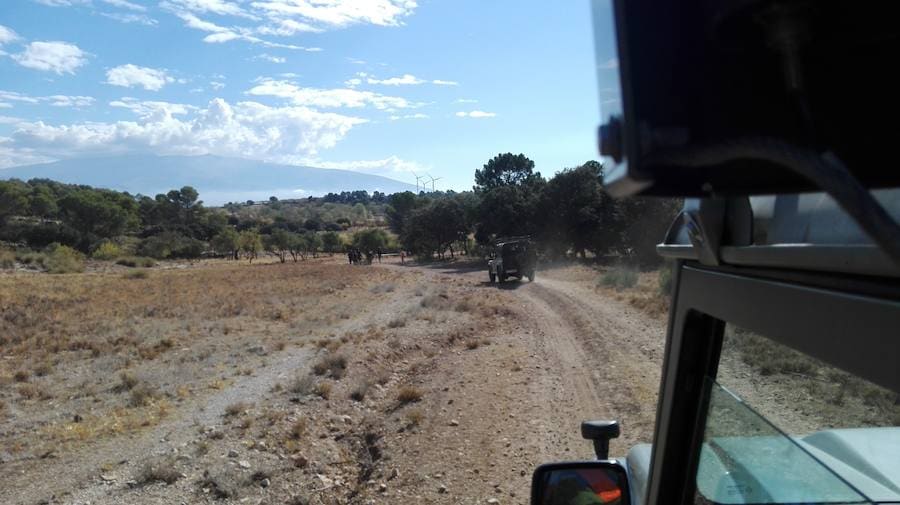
[487, 237, 537, 283]
[530, 1, 900, 504]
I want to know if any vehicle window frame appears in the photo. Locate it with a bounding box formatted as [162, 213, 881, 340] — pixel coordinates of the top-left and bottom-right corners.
[645, 260, 900, 505]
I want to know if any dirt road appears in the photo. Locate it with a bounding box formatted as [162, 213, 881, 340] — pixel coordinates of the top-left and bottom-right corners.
[1, 258, 667, 505]
[368, 260, 666, 505]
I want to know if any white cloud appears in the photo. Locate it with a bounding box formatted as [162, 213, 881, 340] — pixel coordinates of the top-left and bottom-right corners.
[0, 103, 13, 109]
[246, 79, 422, 110]
[101, 12, 159, 25]
[2, 98, 367, 167]
[162, 0, 254, 18]
[100, 0, 146, 11]
[364, 74, 458, 86]
[12, 41, 88, 74]
[171, 10, 319, 50]
[110, 97, 195, 118]
[388, 113, 428, 120]
[307, 155, 424, 175]
[367, 74, 424, 86]
[250, 0, 417, 29]
[46, 95, 95, 107]
[210, 81, 226, 90]
[0, 25, 20, 45]
[0, 90, 40, 104]
[0, 115, 23, 123]
[256, 18, 321, 35]
[455, 98, 478, 103]
[252, 53, 285, 63]
[346, 57, 366, 65]
[0, 90, 94, 108]
[344, 77, 362, 87]
[106, 64, 174, 91]
[32, 0, 90, 5]
[455, 110, 496, 118]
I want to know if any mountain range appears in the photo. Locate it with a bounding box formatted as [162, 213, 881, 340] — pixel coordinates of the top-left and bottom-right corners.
[0, 155, 418, 205]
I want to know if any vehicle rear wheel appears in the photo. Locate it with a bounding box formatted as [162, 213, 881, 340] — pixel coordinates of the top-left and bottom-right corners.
[528, 271, 535, 282]
[489, 272, 496, 283]
[499, 269, 506, 283]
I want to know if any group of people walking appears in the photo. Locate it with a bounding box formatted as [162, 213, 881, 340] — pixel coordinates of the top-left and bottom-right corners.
[347, 247, 382, 265]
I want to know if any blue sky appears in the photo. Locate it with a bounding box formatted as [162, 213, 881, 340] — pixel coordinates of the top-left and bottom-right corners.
[0, 0, 618, 191]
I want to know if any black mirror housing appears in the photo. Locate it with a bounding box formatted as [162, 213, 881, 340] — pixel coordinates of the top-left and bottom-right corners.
[531, 461, 630, 505]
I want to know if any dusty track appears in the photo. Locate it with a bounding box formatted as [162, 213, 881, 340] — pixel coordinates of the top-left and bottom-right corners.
[369, 261, 666, 504]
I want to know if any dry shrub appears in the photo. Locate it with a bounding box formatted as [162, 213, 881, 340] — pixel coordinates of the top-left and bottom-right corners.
[387, 316, 406, 328]
[397, 386, 423, 404]
[18, 383, 49, 400]
[137, 456, 181, 485]
[116, 256, 156, 268]
[118, 370, 139, 390]
[454, 298, 476, 312]
[0, 249, 14, 269]
[349, 381, 371, 401]
[405, 408, 424, 426]
[312, 354, 347, 379]
[370, 283, 396, 294]
[224, 401, 250, 417]
[130, 383, 160, 407]
[290, 373, 316, 395]
[33, 361, 53, 377]
[290, 417, 308, 439]
[13, 370, 29, 383]
[420, 292, 452, 310]
[600, 265, 638, 290]
[124, 270, 149, 279]
[314, 381, 332, 399]
[45, 245, 85, 274]
[465, 339, 480, 350]
[91, 242, 122, 260]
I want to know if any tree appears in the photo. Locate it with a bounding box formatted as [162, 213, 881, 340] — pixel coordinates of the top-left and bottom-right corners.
[0, 181, 28, 224]
[401, 198, 469, 259]
[386, 191, 417, 235]
[211, 228, 240, 259]
[352, 228, 388, 253]
[264, 229, 293, 263]
[539, 161, 610, 258]
[238, 229, 262, 263]
[321, 231, 343, 254]
[474, 153, 541, 191]
[58, 189, 137, 250]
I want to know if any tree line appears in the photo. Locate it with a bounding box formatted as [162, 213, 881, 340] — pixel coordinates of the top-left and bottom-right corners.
[1, 152, 679, 266]
[0, 179, 368, 262]
[386, 153, 680, 267]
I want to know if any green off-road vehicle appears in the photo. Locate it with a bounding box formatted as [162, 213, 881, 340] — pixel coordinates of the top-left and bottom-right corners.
[488, 237, 537, 283]
[530, 1, 900, 504]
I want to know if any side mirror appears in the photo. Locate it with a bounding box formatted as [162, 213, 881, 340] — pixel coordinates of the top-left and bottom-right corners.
[531, 461, 630, 505]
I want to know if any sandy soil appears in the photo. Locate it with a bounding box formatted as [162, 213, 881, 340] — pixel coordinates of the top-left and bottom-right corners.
[0, 256, 668, 505]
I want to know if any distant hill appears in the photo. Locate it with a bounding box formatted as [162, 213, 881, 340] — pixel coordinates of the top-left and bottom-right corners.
[0, 154, 417, 205]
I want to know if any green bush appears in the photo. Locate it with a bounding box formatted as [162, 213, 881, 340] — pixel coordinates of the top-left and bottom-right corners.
[45, 245, 85, 274]
[91, 241, 122, 260]
[116, 256, 156, 268]
[0, 249, 14, 269]
[600, 265, 638, 290]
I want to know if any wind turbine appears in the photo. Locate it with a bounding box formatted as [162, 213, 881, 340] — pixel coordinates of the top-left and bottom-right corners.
[412, 172, 424, 193]
[429, 176, 443, 192]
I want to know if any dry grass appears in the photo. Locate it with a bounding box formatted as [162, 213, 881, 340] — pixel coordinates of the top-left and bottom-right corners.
[312, 354, 348, 379]
[387, 316, 407, 328]
[314, 381, 333, 399]
[224, 401, 250, 417]
[289, 417, 308, 439]
[405, 408, 424, 426]
[397, 386, 423, 404]
[349, 380, 371, 401]
[137, 455, 181, 485]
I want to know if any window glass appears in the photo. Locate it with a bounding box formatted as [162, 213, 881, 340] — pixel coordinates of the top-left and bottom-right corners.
[694, 325, 900, 505]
